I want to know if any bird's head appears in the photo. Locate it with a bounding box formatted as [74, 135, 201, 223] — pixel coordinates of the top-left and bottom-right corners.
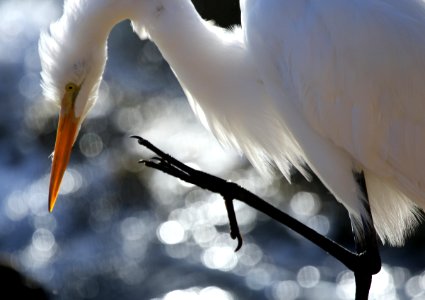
[39, 4, 109, 212]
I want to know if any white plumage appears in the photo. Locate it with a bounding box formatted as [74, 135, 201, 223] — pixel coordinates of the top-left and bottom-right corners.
[40, 0, 425, 245]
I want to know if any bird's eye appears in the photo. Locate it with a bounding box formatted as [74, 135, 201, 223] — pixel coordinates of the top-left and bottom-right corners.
[65, 83, 78, 92]
[62, 83, 79, 109]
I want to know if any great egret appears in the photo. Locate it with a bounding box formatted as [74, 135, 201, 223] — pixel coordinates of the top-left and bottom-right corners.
[40, 0, 425, 251]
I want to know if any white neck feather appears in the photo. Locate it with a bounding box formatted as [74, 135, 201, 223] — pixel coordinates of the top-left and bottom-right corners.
[72, 0, 299, 177]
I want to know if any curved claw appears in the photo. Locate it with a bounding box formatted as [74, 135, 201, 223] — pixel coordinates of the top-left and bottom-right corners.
[130, 135, 144, 144]
[223, 196, 243, 252]
[232, 232, 243, 252]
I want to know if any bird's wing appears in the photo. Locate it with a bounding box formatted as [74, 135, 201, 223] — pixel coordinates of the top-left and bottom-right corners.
[244, 0, 425, 244]
[298, 0, 425, 199]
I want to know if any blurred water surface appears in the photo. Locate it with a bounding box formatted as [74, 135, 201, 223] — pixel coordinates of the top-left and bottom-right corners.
[1, 1, 425, 299]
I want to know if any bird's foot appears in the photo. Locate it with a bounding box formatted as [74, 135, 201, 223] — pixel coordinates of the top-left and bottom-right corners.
[131, 135, 381, 299]
[131, 135, 244, 251]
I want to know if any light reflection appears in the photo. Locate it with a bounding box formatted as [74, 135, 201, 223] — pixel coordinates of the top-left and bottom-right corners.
[157, 220, 186, 245]
[20, 228, 57, 269]
[113, 106, 144, 133]
[202, 246, 238, 271]
[1, 8, 25, 37]
[159, 286, 233, 300]
[199, 286, 234, 300]
[272, 280, 300, 300]
[59, 168, 83, 195]
[297, 265, 320, 288]
[335, 268, 397, 300]
[238, 243, 263, 267]
[405, 274, 424, 298]
[369, 266, 396, 298]
[290, 192, 321, 217]
[169, 194, 234, 231]
[420, 270, 425, 289]
[0, 0, 60, 63]
[192, 225, 218, 248]
[5, 175, 51, 220]
[149, 171, 189, 206]
[232, 201, 257, 228]
[245, 266, 272, 290]
[305, 215, 330, 235]
[79, 132, 104, 158]
[163, 288, 198, 300]
[235, 170, 276, 198]
[170, 207, 196, 229]
[5, 191, 29, 221]
[24, 100, 57, 134]
[32, 228, 55, 252]
[18, 72, 41, 99]
[336, 270, 355, 299]
[204, 194, 231, 226]
[391, 267, 409, 288]
[120, 216, 146, 241]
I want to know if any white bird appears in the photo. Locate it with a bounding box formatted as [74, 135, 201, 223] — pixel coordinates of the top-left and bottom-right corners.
[39, 0, 425, 248]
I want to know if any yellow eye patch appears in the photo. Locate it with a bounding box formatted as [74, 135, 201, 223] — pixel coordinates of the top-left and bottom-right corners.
[65, 82, 78, 92]
[62, 82, 80, 114]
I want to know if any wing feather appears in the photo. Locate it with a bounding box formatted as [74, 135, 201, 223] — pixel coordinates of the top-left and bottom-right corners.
[244, 0, 425, 244]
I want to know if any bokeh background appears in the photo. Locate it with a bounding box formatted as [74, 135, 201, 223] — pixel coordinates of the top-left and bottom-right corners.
[1, 0, 425, 299]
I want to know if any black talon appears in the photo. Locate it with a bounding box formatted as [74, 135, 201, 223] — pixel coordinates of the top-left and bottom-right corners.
[223, 196, 243, 252]
[234, 232, 243, 252]
[130, 135, 144, 144]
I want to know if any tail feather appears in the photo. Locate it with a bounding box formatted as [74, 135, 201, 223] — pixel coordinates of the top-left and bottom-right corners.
[363, 171, 422, 246]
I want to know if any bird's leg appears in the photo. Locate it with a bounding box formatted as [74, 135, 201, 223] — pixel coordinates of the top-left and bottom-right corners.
[132, 136, 244, 250]
[132, 136, 381, 298]
[351, 172, 382, 300]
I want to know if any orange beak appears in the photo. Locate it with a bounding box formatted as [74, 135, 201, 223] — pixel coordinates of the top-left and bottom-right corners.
[48, 92, 81, 212]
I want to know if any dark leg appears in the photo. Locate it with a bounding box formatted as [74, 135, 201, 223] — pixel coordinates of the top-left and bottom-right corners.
[352, 173, 381, 300]
[132, 136, 382, 299]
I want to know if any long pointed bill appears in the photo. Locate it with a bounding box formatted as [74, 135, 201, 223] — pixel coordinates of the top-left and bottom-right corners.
[48, 104, 80, 212]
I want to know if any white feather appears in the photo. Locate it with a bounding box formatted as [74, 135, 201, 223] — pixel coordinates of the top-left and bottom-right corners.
[243, 0, 425, 245]
[40, 0, 425, 245]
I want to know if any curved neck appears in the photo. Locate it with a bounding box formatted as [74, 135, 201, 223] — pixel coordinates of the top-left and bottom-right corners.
[71, 0, 210, 54]
[130, 0, 229, 84]
[70, 0, 238, 95]
[64, 0, 134, 42]
[128, 1, 250, 110]
[67, 0, 254, 129]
